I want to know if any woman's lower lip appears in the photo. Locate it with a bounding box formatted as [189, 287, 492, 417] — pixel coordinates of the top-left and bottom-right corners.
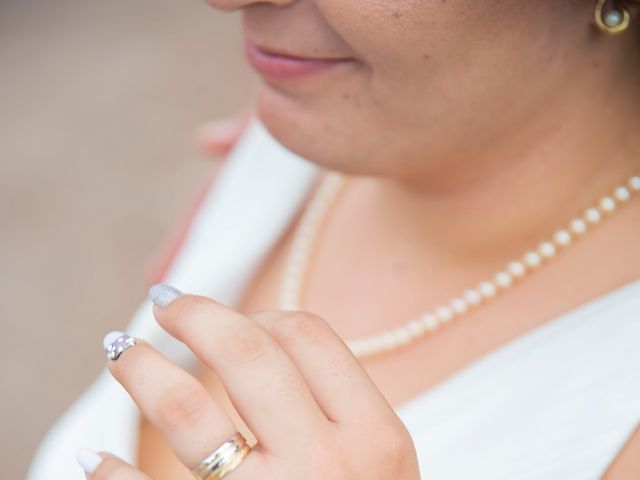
[243, 40, 352, 82]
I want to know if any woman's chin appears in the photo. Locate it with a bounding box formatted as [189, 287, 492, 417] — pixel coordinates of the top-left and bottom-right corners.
[254, 90, 371, 177]
[254, 84, 344, 170]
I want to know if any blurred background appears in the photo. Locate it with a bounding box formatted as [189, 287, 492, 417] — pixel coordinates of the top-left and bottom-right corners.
[1, 1, 256, 477]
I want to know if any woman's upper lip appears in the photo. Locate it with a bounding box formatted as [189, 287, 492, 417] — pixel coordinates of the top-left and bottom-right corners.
[247, 39, 353, 62]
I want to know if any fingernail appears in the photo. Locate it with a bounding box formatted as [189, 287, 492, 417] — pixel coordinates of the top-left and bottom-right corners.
[103, 331, 137, 361]
[148, 283, 183, 309]
[75, 447, 103, 473]
[102, 330, 126, 350]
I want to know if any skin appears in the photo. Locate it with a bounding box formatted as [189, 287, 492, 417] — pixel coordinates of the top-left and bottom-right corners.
[93, 297, 421, 479]
[84, 0, 640, 478]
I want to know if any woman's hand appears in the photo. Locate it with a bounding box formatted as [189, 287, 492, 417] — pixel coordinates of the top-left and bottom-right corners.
[78, 284, 421, 479]
[195, 112, 252, 158]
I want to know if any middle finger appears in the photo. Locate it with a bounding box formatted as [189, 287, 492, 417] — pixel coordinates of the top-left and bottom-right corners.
[149, 288, 330, 455]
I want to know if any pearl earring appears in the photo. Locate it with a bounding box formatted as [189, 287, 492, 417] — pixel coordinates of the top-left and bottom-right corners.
[595, 0, 631, 34]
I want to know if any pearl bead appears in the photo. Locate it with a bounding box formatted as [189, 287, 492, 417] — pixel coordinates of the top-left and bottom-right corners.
[570, 219, 587, 235]
[369, 335, 384, 352]
[604, 10, 623, 27]
[435, 305, 454, 323]
[450, 298, 468, 314]
[406, 319, 426, 337]
[538, 242, 556, 258]
[283, 171, 640, 359]
[359, 342, 379, 357]
[507, 261, 526, 278]
[479, 281, 497, 298]
[585, 208, 601, 224]
[524, 251, 542, 268]
[599, 197, 616, 213]
[614, 187, 630, 202]
[494, 272, 512, 288]
[420, 313, 439, 331]
[464, 289, 482, 306]
[350, 345, 366, 356]
[553, 229, 571, 247]
[380, 332, 397, 350]
[348, 341, 368, 357]
[394, 328, 412, 345]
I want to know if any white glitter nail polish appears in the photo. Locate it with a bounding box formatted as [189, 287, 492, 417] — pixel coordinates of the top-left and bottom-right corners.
[102, 330, 126, 350]
[76, 448, 103, 473]
[148, 283, 183, 308]
[103, 331, 136, 360]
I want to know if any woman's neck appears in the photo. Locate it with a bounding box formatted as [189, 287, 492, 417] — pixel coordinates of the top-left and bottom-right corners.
[350, 58, 640, 267]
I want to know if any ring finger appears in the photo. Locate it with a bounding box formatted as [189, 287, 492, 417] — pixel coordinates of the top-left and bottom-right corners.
[102, 331, 263, 476]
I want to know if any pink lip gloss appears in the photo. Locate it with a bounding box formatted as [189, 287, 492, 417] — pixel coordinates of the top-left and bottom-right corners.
[243, 39, 353, 82]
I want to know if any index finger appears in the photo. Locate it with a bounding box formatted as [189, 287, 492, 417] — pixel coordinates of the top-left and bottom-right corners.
[149, 285, 329, 455]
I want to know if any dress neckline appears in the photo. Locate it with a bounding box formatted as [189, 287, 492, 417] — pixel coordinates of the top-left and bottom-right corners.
[392, 276, 640, 417]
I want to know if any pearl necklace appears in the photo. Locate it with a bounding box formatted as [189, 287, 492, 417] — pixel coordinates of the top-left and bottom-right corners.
[279, 172, 640, 359]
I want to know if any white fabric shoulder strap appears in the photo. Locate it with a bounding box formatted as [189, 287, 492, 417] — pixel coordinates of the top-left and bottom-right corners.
[137, 116, 320, 368]
[26, 117, 320, 479]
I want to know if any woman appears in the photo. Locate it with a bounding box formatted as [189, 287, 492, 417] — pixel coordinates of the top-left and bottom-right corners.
[28, 0, 640, 478]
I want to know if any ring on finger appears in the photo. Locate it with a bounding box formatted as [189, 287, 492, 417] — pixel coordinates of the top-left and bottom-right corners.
[103, 331, 137, 360]
[191, 432, 252, 480]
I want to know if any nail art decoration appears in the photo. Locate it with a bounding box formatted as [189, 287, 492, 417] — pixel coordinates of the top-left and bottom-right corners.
[76, 448, 103, 473]
[148, 283, 183, 308]
[103, 330, 136, 360]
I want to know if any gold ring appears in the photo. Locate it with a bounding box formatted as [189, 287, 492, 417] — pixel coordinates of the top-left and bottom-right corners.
[191, 432, 252, 480]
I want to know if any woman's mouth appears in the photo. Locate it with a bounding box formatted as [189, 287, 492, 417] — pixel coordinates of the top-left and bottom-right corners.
[243, 39, 354, 82]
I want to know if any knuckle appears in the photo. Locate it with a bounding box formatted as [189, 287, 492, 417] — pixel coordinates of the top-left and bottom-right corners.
[220, 324, 269, 364]
[371, 423, 414, 465]
[154, 379, 211, 432]
[248, 309, 279, 324]
[273, 311, 331, 344]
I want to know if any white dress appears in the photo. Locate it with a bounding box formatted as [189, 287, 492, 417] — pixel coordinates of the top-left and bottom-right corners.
[27, 116, 640, 480]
